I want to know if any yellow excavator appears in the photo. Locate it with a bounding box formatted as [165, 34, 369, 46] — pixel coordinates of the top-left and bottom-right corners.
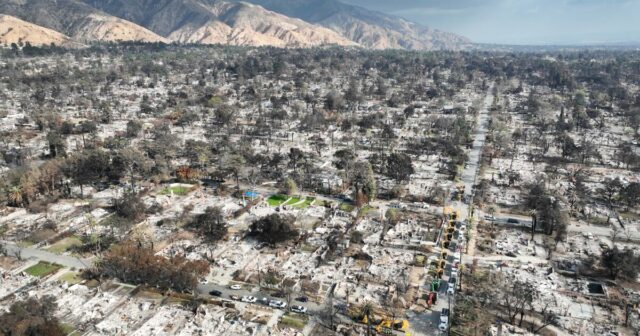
[350, 305, 410, 335]
[375, 318, 409, 334]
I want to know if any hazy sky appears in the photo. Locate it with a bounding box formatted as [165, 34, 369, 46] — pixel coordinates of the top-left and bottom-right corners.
[341, 0, 640, 45]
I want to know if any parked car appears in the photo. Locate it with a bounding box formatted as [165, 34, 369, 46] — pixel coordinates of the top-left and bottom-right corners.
[290, 305, 307, 314]
[441, 308, 450, 317]
[258, 297, 270, 305]
[447, 285, 455, 295]
[269, 300, 287, 309]
[271, 291, 286, 298]
[229, 284, 242, 290]
[295, 296, 308, 302]
[209, 290, 222, 297]
[439, 315, 449, 331]
[230, 295, 241, 301]
[241, 296, 257, 303]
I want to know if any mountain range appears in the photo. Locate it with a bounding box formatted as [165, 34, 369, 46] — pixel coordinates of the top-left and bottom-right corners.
[0, 0, 471, 50]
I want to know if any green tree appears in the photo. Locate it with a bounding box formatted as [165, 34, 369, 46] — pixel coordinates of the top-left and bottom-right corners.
[386, 153, 414, 182]
[350, 160, 376, 206]
[113, 191, 146, 222]
[249, 214, 299, 245]
[126, 120, 143, 138]
[191, 206, 227, 242]
[601, 246, 640, 280]
[0, 296, 65, 336]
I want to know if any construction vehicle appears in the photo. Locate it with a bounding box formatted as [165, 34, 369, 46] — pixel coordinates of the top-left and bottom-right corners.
[350, 304, 410, 334]
[426, 291, 438, 307]
[431, 279, 441, 291]
[428, 264, 444, 278]
[429, 257, 445, 268]
[376, 318, 410, 334]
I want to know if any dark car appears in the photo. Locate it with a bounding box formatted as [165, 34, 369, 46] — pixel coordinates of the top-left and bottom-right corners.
[295, 296, 308, 302]
[209, 290, 222, 297]
[271, 291, 286, 298]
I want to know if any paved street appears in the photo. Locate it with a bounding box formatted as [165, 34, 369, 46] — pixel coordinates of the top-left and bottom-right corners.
[195, 282, 325, 313]
[409, 87, 494, 336]
[2, 241, 91, 269]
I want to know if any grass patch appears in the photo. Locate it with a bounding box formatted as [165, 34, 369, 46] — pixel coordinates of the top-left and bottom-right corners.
[59, 271, 83, 285]
[292, 197, 315, 209]
[300, 244, 318, 253]
[136, 290, 165, 300]
[46, 236, 81, 254]
[357, 205, 376, 217]
[159, 185, 191, 196]
[17, 240, 36, 248]
[25, 262, 62, 277]
[339, 203, 355, 212]
[267, 194, 288, 206]
[284, 197, 302, 206]
[279, 313, 308, 329]
[60, 323, 76, 335]
[620, 211, 640, 221]
[589, 216, 610, 226]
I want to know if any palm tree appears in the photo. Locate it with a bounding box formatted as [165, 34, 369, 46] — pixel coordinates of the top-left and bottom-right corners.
[7, 186, 23, 207]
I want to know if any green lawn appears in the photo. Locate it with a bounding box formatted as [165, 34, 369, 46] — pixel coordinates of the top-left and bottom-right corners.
[60, 323, 76, 336]
[59, 271, 83, 285]
[25, 262, 62, 277]
[339, 203, 355, 212]
[267, 194, 288, 206]
[292, 197, 315, 209]
[17, 240, 36, 248]
[279, 313, 308, 329]
[284, 197, 302, 206]
[159, 185, 191, 196]
[357, 205, 376, 217]
[45, 236, 81, 254]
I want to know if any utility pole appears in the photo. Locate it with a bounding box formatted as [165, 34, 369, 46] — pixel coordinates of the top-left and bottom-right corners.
[257, 256, 261, 290]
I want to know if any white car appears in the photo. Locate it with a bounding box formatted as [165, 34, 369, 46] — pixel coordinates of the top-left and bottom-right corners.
[447, 285, 455, 295]
[438, 321, 448, 331]
[290, 305, 307, 314]
[241, 296, 257, 303]
[269, 300, 287, 309]
[230, 284, 242, 290]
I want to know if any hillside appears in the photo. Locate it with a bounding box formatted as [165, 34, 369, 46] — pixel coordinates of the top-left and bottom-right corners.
[0, 0, 168, 43]
[0, 14, 78, 47]
[0, 0, 469, 50]
[239, 0, 471, 50]
[83, 0, 355, 47]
